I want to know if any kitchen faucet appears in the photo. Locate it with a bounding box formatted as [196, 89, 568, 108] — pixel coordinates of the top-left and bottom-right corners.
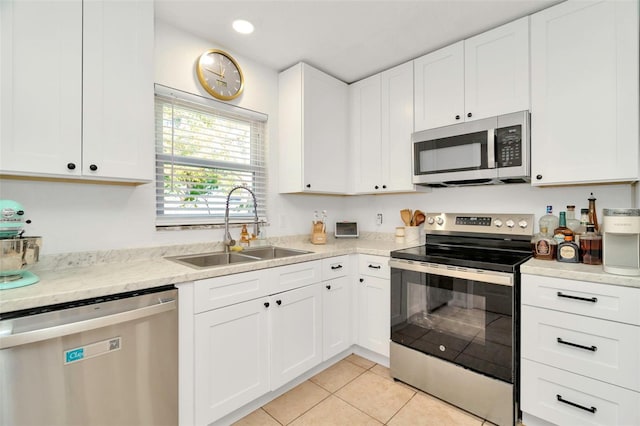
[224, 185, 260, 251]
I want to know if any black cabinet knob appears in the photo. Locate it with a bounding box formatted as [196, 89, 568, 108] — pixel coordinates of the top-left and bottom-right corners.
[306, 184, 311, 188]
[374, 185, 379, 190]
[455, 115, 461, 120]
[276, 300, 282, 306]
[382, 185, 387, 189]
[67, 163, 76, 170]
[467, 112, 472, 118]
[536, 174, 543, 180]
[264, 302, 270, 308]
[89, 164, 98, 171]
[326, 285, 331, 290]
[359, 278, 364, 283]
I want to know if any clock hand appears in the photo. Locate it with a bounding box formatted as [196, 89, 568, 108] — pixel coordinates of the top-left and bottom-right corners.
[204, 67, 223, 77]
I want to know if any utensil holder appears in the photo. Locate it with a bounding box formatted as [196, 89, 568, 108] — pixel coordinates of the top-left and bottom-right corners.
[404, 225, 423, 245]
[311, 222, 326, 245]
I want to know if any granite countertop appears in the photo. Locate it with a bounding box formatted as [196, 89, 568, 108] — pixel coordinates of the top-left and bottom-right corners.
[521, 258, 640, 289]
[0, 236, 408, 314]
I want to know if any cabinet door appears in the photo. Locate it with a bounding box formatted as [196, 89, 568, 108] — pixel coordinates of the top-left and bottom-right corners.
[357, 275, 390, 357]
[322, 276, 351, 360]
[0, 0, 82, 177]
[270, 283, 323, 390]
[350, 74, 382, 193]
[381, 61, 415, 192]
[194, 298, 270, 425]
[83, 0, 154, 182]
[464, 17, 529, 121]
[302, 64, 348, 193]
[414, 41, 464, 131]
[530, 0, 639, 186]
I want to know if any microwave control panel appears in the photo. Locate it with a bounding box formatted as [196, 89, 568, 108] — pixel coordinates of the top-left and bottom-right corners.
[496, 125, 522, 168]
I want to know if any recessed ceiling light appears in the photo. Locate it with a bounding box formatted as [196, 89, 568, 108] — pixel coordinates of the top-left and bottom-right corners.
[233, 19, 254, 34]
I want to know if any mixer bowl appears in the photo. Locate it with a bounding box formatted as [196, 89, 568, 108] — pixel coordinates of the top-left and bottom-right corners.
[0, 237, 42, 277]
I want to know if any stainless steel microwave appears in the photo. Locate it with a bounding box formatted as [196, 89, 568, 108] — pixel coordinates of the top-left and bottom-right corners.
[412, 110, 530, 187]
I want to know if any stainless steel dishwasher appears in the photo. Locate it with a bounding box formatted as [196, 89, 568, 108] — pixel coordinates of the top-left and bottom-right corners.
[0, 285, 178, 426]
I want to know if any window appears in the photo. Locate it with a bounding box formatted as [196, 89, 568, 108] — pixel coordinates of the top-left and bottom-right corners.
[155, 85, 267, 226]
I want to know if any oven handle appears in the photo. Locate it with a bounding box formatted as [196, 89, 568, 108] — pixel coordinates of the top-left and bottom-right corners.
[389, 259, 513, 287]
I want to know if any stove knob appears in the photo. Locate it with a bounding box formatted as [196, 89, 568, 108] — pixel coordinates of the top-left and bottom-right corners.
[427, 216, 435, 225]
[494, 219, 503, 228]
[518, 220, 529, 229]
[506, 219, 515, 228]
[435, 216, 444, 225]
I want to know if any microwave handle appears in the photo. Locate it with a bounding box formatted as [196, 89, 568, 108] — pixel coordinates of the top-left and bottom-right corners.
[487, 129, 496, 169]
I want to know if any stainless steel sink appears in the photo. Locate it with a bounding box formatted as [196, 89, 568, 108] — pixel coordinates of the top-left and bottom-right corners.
[166, 252, 261, 269]
[242, 246, 311, 260]
[166, 246, 311, 269]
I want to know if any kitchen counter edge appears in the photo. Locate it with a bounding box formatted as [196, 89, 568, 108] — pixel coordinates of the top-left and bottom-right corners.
[0, 240, 403, 314]
[521, 258, 640, 289]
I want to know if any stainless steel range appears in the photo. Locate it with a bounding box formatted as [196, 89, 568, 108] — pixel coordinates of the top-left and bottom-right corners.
[390, 213, 534, 426]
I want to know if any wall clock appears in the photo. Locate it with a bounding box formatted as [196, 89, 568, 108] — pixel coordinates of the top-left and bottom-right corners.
[196, 49, 244, 101]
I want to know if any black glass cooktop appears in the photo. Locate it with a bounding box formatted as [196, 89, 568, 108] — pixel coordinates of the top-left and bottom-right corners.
[391, 236, 532, 273]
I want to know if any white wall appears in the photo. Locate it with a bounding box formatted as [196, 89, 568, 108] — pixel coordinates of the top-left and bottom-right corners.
[0, 20, 634, 255]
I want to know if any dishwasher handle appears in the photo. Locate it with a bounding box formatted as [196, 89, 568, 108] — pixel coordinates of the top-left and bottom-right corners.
[0, 298, 176, 350]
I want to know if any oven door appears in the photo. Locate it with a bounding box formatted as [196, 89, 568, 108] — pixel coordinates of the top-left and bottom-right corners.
[412, 116, 497, 185]
[390, 259, 515, 383]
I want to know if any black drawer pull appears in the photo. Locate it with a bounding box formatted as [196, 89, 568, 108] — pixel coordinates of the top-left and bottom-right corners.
[556, 394, 597, 414]
[557, 292, 598, 303]
[557, 337, 597, 352]
[331, 265, 343, 270]
[368, 264, 381, 269]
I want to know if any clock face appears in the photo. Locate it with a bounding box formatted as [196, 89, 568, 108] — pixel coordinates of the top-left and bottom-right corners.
[196, 49, 244, 101]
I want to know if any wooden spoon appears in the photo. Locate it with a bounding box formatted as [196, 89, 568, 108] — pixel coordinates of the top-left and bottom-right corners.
[400, 209, 412, 226]
[414, 210, 426, 226]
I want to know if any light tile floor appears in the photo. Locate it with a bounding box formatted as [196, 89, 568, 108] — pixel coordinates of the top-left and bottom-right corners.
[233, 354, 498, 426]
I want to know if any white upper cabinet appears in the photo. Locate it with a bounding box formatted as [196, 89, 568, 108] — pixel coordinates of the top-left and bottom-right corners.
[530, 0, 639, 186]
[278, 63, 349, 194]
[0, 0, 154, 183]
[1, 0, 83, 177]
[414, 17, 530, 131]
[350, 61, 419, 194]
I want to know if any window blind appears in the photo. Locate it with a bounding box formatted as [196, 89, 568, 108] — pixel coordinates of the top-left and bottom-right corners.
[154, 85, 267, 226]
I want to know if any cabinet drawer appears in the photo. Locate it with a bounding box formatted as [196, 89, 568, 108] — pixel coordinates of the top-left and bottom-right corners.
[522, 274, 640, 325]
[322, 255, 349, 281]
[194, 270, 269, 313]
[358, 254, 389, 279]
[269, 260, 321, 294]
[522, 305, 640, 392]
[521, 359, 640, 426]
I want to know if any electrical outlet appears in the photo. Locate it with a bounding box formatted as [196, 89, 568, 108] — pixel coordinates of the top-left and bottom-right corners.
[376, 213, 383, 225]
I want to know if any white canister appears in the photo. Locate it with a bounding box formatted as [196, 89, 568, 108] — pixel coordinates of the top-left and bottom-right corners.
[404, 225, 423, 245]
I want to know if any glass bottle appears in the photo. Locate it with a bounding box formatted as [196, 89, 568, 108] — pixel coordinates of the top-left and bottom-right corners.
[239, 224, 250, 247]
[588, 193, 599, 233]
[566, 205, 580, 232]
[580, 224, 602, 265]
[557, 235, 580, 263]
[539, 205, 559, 235]
[553, 212, 574, 243]
[574, 208, 589, 243]
[531, 227, 557, 260]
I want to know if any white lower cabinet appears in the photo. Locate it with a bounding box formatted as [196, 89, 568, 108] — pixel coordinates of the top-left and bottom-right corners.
[194, 298, 270, 425]
[321, 256, 351, 360]
[521, 274, 640, 426]
[270, 283, 323, 390]
[356, 255, 390, 357]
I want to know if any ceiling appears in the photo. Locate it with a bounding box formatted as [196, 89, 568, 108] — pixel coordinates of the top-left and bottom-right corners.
[154, 0, 562, 84]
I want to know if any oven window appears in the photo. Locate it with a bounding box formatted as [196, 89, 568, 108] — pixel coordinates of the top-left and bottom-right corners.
[391, 268, 513, 383]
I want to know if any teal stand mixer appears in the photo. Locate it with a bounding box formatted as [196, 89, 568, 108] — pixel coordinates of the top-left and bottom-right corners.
[0, 200, 42, 290]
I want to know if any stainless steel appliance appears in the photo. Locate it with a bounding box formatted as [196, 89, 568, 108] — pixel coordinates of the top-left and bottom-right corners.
[0, 286, 178, 426]
[602, 208, 640, 276]
[0, 200, 41, 289]
[412, 111, 530, 187]
[390, 213, 534, 426]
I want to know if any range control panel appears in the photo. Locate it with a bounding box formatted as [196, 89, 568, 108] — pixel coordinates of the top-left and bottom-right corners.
[424, 213, 535, 237]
